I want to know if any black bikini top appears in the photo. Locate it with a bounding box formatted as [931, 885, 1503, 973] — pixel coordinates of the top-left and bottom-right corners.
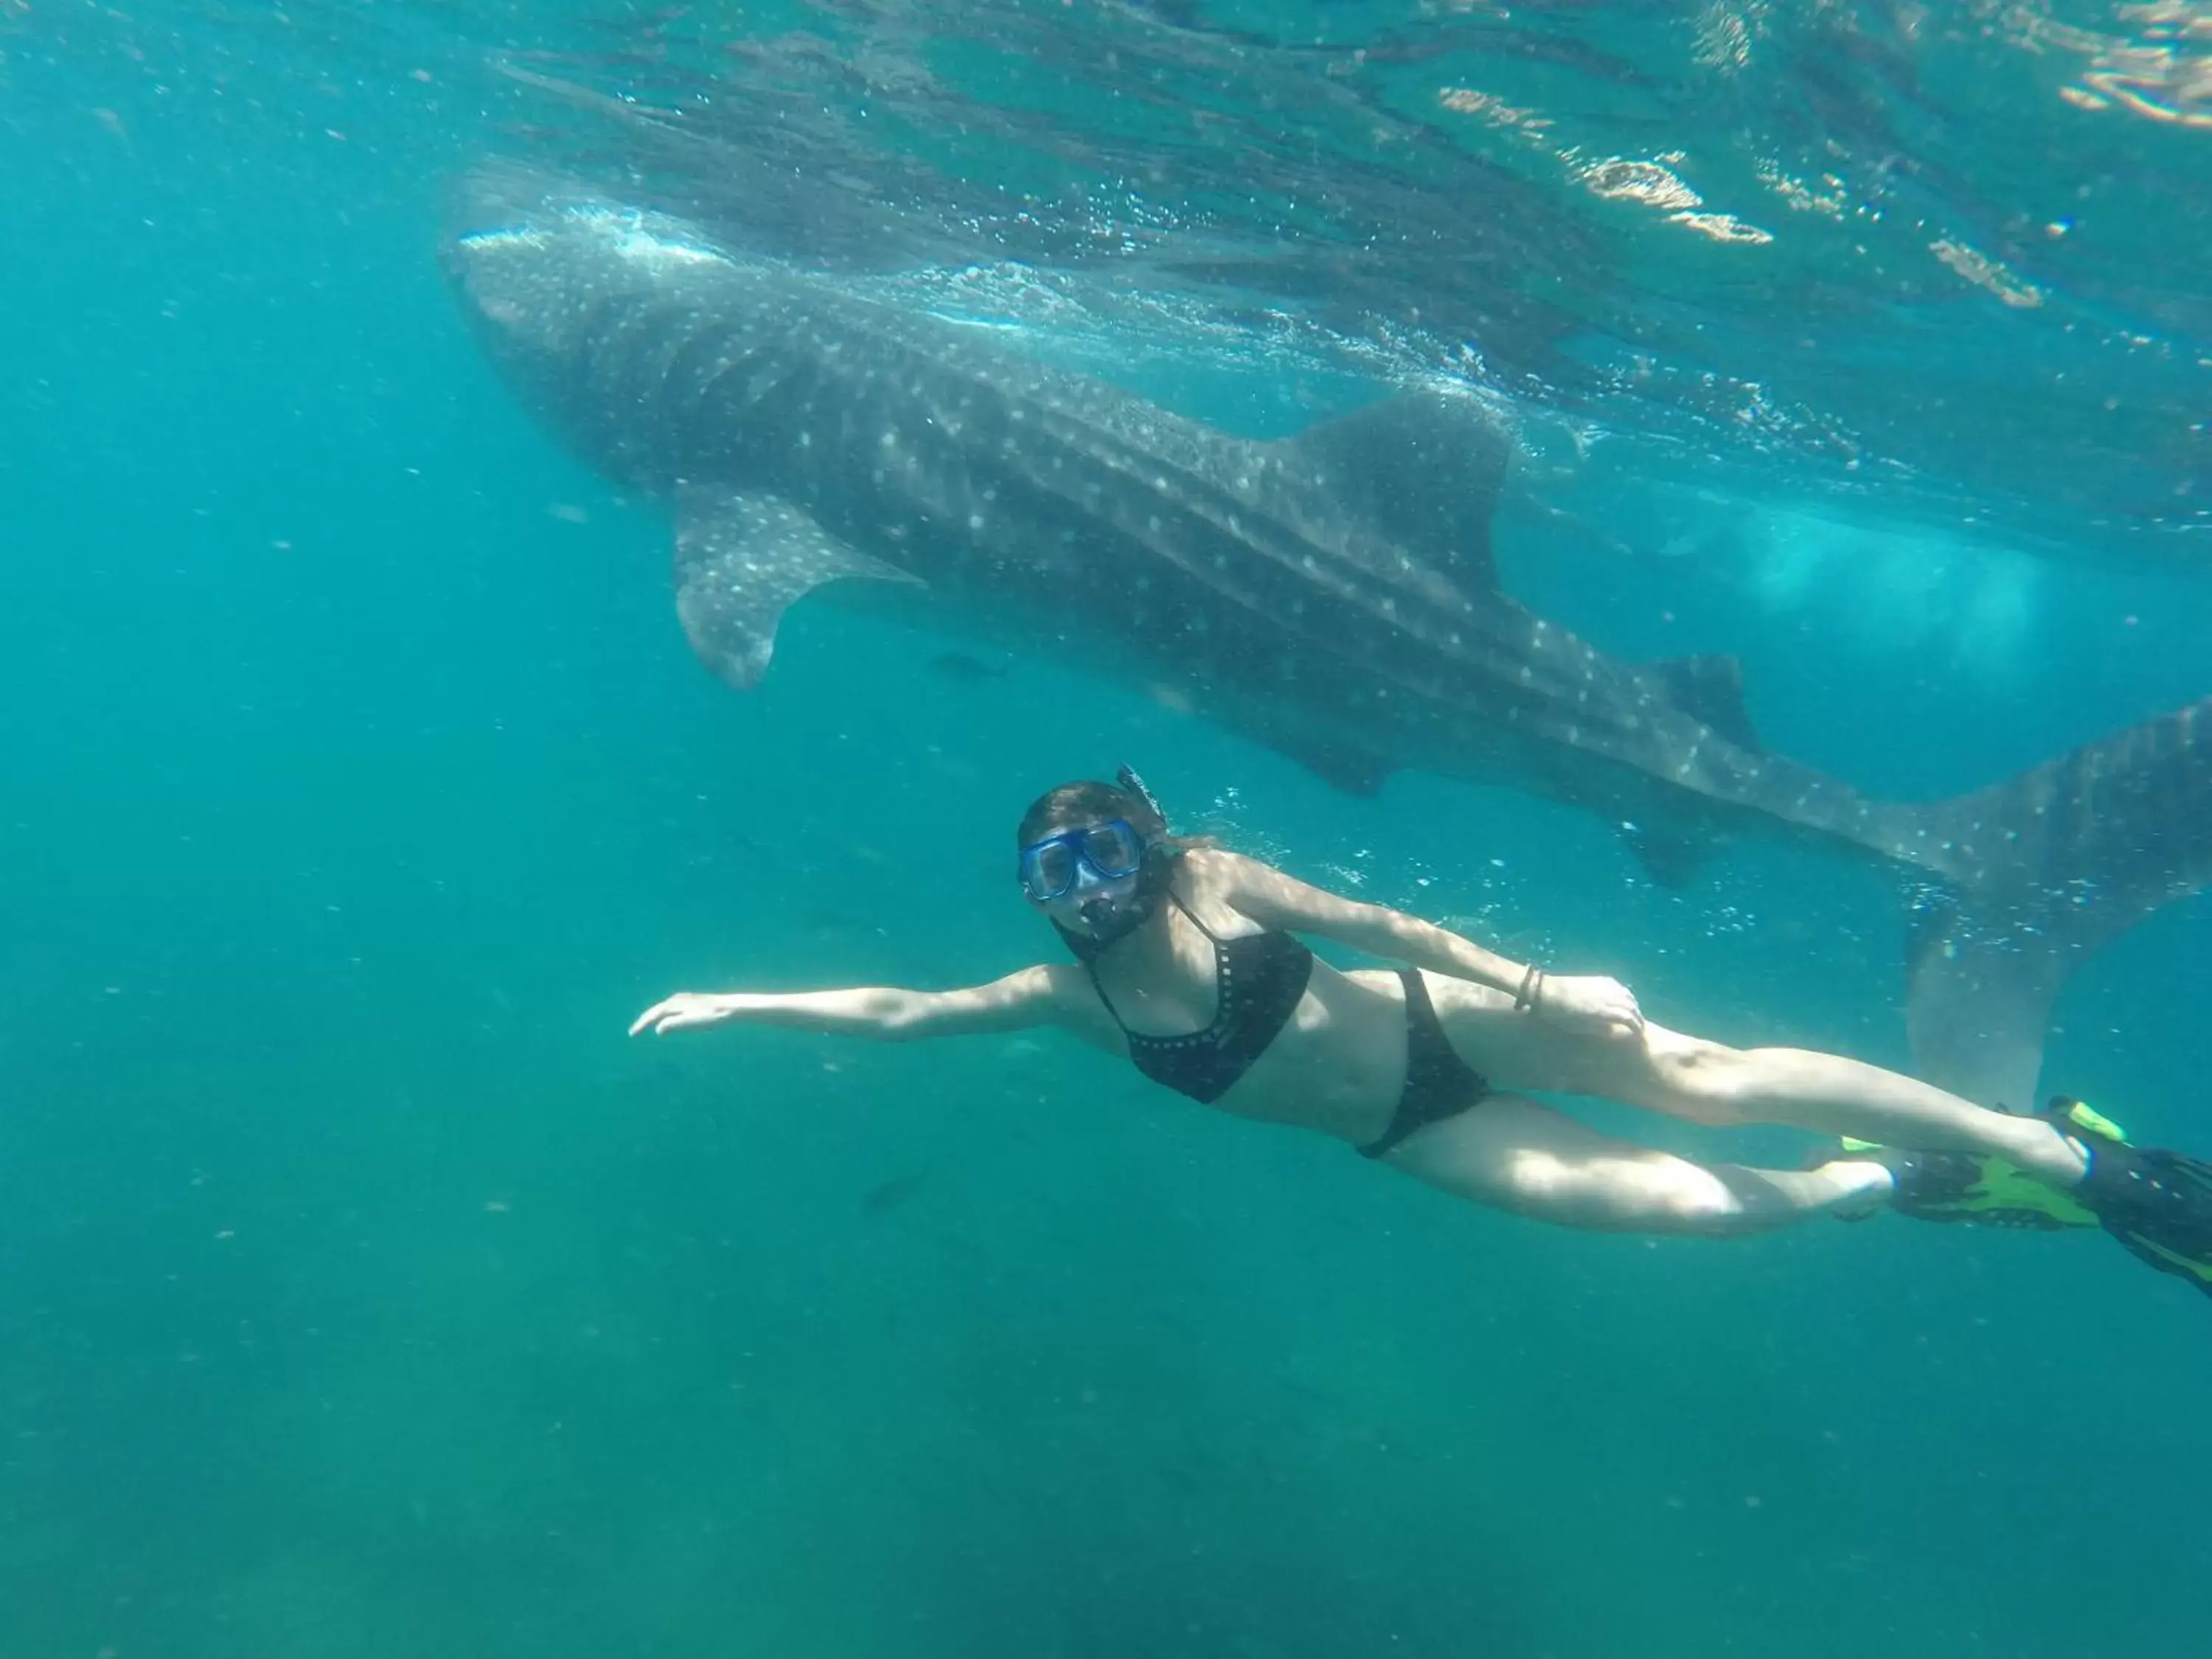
[1085, 888, 1315, 1105]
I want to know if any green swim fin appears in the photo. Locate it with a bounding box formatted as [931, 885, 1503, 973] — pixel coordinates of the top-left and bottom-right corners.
[2048, 1096, 2212, 1298]
[1837, 1097, 2118, 1231]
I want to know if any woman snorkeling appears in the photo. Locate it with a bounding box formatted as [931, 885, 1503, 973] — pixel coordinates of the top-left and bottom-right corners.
[632, 768, 2212, 1293]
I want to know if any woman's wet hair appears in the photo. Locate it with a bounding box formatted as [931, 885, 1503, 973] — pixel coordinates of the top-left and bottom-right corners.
[1018, 780, 1167, 848]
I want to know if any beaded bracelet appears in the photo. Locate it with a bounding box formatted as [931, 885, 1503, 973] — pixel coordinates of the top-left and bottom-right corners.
[1514, 964, 1545, 1012]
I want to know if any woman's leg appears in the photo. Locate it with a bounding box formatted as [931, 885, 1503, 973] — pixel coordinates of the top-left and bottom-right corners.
[1588, 1024, 2090, 1186]
[1377, 1091, 1893, 1236]
[1424, 981, 2090, 1188]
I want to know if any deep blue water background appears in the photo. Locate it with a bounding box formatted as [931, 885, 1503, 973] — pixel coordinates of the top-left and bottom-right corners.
[4, 4, 2211, 1657]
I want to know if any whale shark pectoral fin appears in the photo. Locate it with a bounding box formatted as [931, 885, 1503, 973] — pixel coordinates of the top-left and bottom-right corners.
[1231, 721, 1394, 796]
[1281, 736, 1393, 797]
[1649, 653, 1762, 753]
[1618, 820, 1717, 888]
[672, 485, 922, 690]
[1280, 392, 1512, 592]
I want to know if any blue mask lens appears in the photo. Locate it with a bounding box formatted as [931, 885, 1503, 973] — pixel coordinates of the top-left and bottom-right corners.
[1024, 839, 1078, 900]
[1019, 819, 1147, 901]
[1078, 822, 1144, 880]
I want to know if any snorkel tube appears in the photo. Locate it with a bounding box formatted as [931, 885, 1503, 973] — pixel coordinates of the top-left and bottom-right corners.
[1116, 764, 1167, 828]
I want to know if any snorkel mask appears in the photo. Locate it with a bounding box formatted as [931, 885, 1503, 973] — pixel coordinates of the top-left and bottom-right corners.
[1017, 766, 1172, 956]
[1018, 818, 1150, 905]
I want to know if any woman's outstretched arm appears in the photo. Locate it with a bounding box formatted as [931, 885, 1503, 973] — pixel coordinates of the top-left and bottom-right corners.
[1211, 849, 1644, 1038]
[630, 964, 1107, 1044]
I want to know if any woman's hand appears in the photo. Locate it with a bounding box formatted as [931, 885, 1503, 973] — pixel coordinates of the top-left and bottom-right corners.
[1531, 973, 1644, 1040]
[629, 992, 748, 1037]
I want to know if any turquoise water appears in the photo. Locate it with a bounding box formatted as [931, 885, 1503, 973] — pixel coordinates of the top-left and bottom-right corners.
[5, 4, 2211, 1656]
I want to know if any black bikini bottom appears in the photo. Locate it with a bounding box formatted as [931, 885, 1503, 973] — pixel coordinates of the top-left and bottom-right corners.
[1358, 968, 1493, 1160]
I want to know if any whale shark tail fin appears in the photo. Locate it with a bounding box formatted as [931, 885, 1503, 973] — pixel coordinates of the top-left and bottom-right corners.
[1905, 695, 2212, 1110]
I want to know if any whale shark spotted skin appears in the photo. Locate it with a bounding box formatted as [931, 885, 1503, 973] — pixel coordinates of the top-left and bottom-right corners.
[445, 166, 2212, 1113]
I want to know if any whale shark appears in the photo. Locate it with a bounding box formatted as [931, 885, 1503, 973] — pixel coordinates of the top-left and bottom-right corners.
[442, 164, 2212, 1114]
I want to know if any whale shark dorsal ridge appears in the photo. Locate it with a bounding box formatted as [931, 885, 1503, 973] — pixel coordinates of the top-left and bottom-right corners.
[672, 484, 923, 691]
[1276, 390, 1512, 595]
